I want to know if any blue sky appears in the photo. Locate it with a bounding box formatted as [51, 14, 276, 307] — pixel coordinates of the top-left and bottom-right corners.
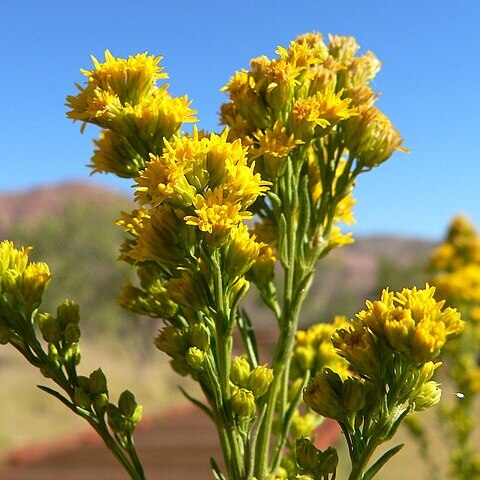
[1, 0, 479, 240]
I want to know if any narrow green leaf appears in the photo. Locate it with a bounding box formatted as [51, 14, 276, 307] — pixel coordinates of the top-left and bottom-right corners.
[363, 444, 404, 480]
[211, 457, 226, 480]
[179, 386, 213, 419]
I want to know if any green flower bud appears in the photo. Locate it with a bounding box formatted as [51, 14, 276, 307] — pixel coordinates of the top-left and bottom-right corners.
[294, 345, 315, 371]
[230, 356, 251, 387]
[77, 375, 90, 390]
[303, 369, 343, 420]
[89, 369, 108, 395]
[64, 343, 81, 366]
[316, 446, 339, 475]
[119, 390, 138, 417]
[64, 323, 81, 344]
[57, 300, 80, 328]
[230, 387, 256, 417]
[74, 387, 91, 409]
[155, 325, 186, 358]
[38, 313, 62, 344]
[170, 358, 190, 376]
[106, 404, 123, 432]
[342, 377, 365, 413]
[413, 381, 442, 411]
[296, 437, 319, 472]
[187, 323, 210, 351]
[93, 393, 109, 413]
[3, 268, 21, 292]
[248, 364, 274, 398]
[185, 346, 206, 370]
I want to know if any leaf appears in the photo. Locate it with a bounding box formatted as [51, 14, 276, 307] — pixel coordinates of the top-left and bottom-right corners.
[363, 443, 404, 480]
[179, 386, 213, 419]
[238, 308, 259, 368]
[37, 384, 75, 411]
[210, 457, 226, 480]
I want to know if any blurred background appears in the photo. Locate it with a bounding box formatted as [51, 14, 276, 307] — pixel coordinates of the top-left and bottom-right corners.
[0, 1, 479, 478]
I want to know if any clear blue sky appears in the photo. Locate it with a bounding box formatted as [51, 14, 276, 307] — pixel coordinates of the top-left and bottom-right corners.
[1, 0, 479, 240]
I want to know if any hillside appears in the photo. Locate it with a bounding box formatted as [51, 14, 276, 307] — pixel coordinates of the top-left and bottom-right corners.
[0, 181, 435, 329]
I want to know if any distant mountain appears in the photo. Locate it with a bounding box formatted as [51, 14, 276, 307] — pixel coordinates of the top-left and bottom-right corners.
[0, 181, 436, 330]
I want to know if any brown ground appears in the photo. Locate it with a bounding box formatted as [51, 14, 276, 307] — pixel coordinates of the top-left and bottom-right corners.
[0, 407, 338, 480]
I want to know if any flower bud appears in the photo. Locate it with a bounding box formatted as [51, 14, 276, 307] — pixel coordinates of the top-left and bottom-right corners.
[38, 313, 62, 344]
[316, 446, 339, 475]
[185, 346, 206, 370]
[230, 356, 251, 387]
[57, 300, 80, 328]
[187, 323, 210, 351]
[155, 325, 186, 357]
[3, 268, 21, 292]
[296, 437, 319, 472]
[248, 364, 274, 398]
[230, 387, 256, 417]
[119, 390, 138, 417]
[21, 262, 51, 308]
[303, 369, 343, 420]
[413, 381, 442, 411]
[64, 323, 81, 344]
[89, 368, 108, 395]
[74, 387, 91, 409]
[93, 393, 109, 413]
[294, 345, 315, 372]
[341, 377, 365, 413]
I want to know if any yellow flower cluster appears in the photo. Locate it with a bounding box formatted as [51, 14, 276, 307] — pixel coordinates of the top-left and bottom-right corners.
[221, 33, 404, 181]
[229, 356, 274, 417]
[135, 128, 270, 246]
[291, 316, 350, 379]
[0, 240, 51, 322]
[66, 50, 196, 177]
[333, 285, 463, 368]
[428, 215, 480, 304]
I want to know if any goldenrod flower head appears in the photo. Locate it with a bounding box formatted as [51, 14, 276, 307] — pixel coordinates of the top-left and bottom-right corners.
[344, 105, 405, 167]
[120, 206, 193, 267]
[230, 386, 256, 417]
[278, 34, 328, 69]
[250, 121, 304, 179]
[80, 50, 166, 104]
[303, 368, 343, 420]
[89, 130, 146, 178]
[249, 245, 277, 286]
[412, 380, 442, 411]
[224, 224, 265, 277]
[347, 51, 382, 88]
[124, 88, 197, 146]
[0, 240, 32, 276]
[166, 269, 207, 311]
[332, 320, 381, 379]
[289, 88, 356, 141]
[328, 34, 360, 65]
[21, 262, 51, 309]
[248, 364, 274, 398]
[356, 285, 464, 363]
[231, 356, 251, 388]
[184, 188, 252, 244]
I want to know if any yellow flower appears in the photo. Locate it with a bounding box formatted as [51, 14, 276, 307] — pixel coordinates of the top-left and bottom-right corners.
[77, 50, 166, 104]
[89, 130, 146, 178]
[249, 121, 304, 179]
[328, 34, 360, 65]
[184, 188, 252, 244]
[224, 224, 265, 277]
[356, 285, 464, 363]
[124, 88, 197, 147]
[288, 88, 356, 141]
[343, 105, 405, 167]
[0, 240, 31, 275]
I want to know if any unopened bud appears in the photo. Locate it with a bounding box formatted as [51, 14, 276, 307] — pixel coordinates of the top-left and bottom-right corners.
[119, 390, 138, 417]
[185, 346, 206, 370]
[89, 369, 108, 395]
[230, 387, 256, 417]
[230, 356, 251, 387]
[248, 364, 274, 398]
[413, 381, 442, 411]
[38, 313, 62, 344]
[188, 323, 210, 351]
[342, 377, 365, 413]
[57, 300, 80, 328]
[296, 437, 319, 472]
[93, 393, 109, 413]
[64, 323, 81, 344]
[74, 387, 91, 409]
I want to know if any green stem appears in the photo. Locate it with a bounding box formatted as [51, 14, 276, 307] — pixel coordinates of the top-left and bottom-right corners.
[347, 437, 380, 480]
